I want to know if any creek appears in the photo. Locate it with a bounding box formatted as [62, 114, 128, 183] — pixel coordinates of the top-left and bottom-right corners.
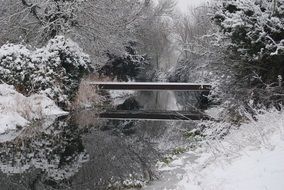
[0, 91, 201, 190]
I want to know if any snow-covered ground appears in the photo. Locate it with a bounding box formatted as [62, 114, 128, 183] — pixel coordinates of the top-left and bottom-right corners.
[144, 110, 284, 190]
[0, 83, 67, 136]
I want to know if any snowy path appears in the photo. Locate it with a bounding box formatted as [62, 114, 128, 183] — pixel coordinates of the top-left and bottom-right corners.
[143, 111, 284, 190]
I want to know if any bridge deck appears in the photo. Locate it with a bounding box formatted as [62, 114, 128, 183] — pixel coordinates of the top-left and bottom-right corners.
[90, 82, 211, 91]
[99, 110, 211, 121]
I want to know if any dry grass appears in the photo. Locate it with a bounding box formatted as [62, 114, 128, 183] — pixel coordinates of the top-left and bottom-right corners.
[15, 94, 43, 121]
[72, 75, 112, 110]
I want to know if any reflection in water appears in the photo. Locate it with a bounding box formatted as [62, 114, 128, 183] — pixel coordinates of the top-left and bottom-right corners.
[0, 115, 89, 189]
[136, 91, 181, 111]
[0, 111, 196, 189]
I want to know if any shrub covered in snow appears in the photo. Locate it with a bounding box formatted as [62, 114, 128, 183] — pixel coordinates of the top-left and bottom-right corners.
[214, 0, 284, 83]
[0, 36, 92, 109]
[210, 0, 284, 115]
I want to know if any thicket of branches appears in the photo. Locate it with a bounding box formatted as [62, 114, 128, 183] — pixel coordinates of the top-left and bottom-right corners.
[211, 0, 284, 118]
[0, 0, 176, 62]
[0, 0, 177, 108]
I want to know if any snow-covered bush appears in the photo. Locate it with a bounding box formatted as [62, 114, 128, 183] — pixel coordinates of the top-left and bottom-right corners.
[0, 36, 92, 109]
[213, 0, 284, 95]
[208, 0, 284, 116]
[214, 0, 284, 59]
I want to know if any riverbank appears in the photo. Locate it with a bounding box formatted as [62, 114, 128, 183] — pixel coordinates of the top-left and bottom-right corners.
[144, 110, 284, 190]
[0, 83, 67, 137]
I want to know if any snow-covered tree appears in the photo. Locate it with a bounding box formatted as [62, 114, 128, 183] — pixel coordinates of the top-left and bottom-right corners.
[0, 0, 150, 60]
[214, 0, 284, 83]
[213, 0, 284, 108]
[0, 0, 80, 45]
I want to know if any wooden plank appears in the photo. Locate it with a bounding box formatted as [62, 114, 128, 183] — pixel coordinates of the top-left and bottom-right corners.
[98, 110, 211, 121]
[90, 82, 211, 91]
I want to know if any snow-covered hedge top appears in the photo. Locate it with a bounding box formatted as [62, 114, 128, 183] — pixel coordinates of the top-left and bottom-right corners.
[36, 36, 90, 68]
[0, 36, 90, 68]
[0, 36, 92, 109]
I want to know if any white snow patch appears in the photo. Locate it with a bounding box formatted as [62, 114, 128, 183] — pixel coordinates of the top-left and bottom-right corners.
[0, 83, 67, 135]
[0, 112, 28, 134]
[144, 110, 284, 190]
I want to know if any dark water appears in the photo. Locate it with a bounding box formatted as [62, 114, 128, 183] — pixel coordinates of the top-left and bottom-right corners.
[0, 110, 195, 190]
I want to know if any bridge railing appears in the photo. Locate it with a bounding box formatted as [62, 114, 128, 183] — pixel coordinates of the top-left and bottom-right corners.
[89, 82, 211, 91]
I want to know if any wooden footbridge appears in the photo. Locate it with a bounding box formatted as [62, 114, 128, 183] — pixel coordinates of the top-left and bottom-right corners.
[91, 82, 212, 121]
[90, 82, 211, 91]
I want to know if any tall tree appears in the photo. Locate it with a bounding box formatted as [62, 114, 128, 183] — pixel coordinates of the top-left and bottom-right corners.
[0, 0, 149, 59]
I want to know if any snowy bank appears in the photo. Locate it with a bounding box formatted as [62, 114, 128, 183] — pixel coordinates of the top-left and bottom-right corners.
[0, 84, 67, 134]
[145, 110, 284, 190]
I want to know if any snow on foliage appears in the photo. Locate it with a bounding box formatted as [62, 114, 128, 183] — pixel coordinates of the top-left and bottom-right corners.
[210, 0, 284, 111]
[0, 36, 92, 109]
[214, 0, 284, 60]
